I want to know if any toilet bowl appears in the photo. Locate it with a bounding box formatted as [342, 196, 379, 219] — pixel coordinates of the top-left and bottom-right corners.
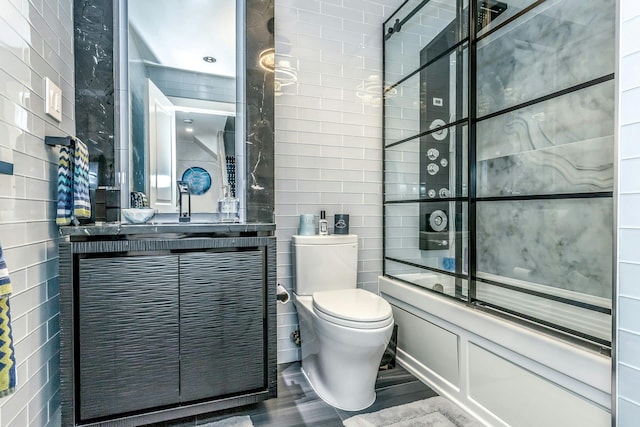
[292, 234, 394, 411]
[294, 289, 394, 411]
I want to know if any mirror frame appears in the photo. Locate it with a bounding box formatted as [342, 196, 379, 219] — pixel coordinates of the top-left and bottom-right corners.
[114, 0, 247, 221]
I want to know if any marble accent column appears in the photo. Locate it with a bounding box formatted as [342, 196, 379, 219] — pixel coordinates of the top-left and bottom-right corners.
[245, 0, 275, 223]
[74, 0, 116, 187]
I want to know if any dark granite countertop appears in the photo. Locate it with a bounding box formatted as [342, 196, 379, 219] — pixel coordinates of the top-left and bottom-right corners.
[59, 222, 276, 238]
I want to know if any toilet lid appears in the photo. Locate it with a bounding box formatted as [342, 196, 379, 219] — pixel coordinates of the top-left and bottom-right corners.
[312, 289, 393, 325]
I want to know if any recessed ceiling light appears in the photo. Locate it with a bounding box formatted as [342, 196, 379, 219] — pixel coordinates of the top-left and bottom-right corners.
[185, 127, 194, 133]
[203, 56, 216, 63]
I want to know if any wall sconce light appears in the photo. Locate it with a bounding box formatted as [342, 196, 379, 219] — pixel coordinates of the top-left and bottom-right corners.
[356, 75, 397, 107]
[259, 48, 275, 72]
[258, 48, 298, 96]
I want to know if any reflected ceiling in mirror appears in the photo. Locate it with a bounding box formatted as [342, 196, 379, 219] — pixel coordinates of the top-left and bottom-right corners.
[128, 0, 235, 77]
[128, 0, 238, 215]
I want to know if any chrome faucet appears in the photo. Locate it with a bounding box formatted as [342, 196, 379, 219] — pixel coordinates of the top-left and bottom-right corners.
[177, 180, 191, 222]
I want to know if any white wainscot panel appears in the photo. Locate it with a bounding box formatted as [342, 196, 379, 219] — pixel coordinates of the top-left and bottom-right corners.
[392, 305, 460, 387]
[468, 343, 610, 427]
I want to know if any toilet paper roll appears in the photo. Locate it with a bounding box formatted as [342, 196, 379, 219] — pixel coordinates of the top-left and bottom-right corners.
[276, 284, 290, 304]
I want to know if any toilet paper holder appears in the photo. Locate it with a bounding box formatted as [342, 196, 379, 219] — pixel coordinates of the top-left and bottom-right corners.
[276, 283, 290, 304]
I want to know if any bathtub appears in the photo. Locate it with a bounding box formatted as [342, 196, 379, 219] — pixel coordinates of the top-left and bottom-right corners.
[379, 275, 611, 427]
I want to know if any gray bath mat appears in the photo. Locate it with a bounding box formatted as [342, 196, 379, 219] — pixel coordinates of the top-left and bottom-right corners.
[343, 396, 483, 427]
[200, 415, 254, 427]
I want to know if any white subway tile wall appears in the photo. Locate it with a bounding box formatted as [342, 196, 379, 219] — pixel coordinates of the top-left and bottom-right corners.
[0, 0, 73, 425]
[618, 1, 640, 424]
[274, 0, 404, 363]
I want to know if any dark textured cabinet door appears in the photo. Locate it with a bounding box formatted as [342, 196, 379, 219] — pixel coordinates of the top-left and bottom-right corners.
[78, 255, 180, 420]
[179, 250, 265, 402]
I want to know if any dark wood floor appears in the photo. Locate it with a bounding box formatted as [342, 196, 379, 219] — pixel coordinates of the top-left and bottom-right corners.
[150, 362, 437, 427]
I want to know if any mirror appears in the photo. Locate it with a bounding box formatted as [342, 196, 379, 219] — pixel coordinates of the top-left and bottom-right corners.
[126, 0, 241, 215]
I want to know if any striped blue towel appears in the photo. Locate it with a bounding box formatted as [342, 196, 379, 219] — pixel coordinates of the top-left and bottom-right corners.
[56, 139, 92, 226]
[73, 139, 91, 219]
[0, 243, 16, 397]
[56, 146, 73, 225]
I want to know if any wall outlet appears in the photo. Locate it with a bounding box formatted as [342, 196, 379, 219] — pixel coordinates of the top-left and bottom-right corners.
[45, 77, 62, 122]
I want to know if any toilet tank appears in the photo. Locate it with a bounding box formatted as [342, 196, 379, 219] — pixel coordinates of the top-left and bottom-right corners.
[292, 234, 358, 295]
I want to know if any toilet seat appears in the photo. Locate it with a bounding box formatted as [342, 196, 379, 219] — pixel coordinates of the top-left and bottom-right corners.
[312, 289, 393, 330]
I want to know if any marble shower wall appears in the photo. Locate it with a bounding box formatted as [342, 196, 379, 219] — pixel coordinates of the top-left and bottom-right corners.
[476, 0, 615, 117]
[476, 198, 613, 298]
[474, 0, 615, 301]
[476, 81, 615, 197]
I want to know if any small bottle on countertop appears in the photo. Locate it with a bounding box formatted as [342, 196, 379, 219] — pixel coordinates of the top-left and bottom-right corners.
[319, 210, 329, 235]
[218, 185, 239, 222]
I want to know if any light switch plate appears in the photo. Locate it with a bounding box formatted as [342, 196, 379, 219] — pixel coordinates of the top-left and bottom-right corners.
[45, 77, 62, 122]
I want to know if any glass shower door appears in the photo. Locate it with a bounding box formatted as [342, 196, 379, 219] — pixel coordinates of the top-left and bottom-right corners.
[383, 0, 615, 349]
[384, 0, 470, 300]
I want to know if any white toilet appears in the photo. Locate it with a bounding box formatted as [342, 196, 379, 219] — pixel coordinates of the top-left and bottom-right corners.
[292, 234, 394, 411]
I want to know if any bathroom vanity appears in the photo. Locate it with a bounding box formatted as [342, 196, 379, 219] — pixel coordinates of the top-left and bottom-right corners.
[58, 223, 277, 426]
[65, 0, 277, 422]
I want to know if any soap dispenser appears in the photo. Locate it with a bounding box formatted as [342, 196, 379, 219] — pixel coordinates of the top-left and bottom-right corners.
[218, 185, 239, 222]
